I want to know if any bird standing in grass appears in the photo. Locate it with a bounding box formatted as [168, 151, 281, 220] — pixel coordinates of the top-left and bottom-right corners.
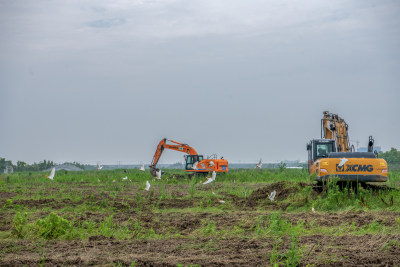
[47, 167, 55, 180]
[312, 205, 316, 213]
[203, 171, 216, 185]
[268, 190, 276, 201]
[97, 162, 103, 170]
[122, 176, 128, 181]
[145, 181, 151, 191]
[256, 158, 263, 169]
[156, 169, 162, 180]
[139, 164, 145, 172]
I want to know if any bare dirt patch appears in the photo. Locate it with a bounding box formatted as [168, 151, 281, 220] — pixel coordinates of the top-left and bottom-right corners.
[0, 191, 17, 205]
[282, 211, 400, 228]
[1, 234, 399, 266]
[246, 182, 309, 207]
[2, 180, 400, 266]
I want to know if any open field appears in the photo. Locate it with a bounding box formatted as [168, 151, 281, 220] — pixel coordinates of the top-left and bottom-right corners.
[1, 169, 400, 266]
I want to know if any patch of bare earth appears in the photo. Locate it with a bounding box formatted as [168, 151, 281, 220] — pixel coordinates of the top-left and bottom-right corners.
[1, 235, 399, 266]
[1, 182, 400, 266]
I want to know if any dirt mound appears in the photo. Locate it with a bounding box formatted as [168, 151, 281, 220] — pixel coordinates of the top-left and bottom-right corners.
[0, 191, 17, 205]
[88, 235, 114, 242]
[362, 183, 399, 192]
[282, 211, 400, 228]
[158, 198, 194, 209]
[13, 198, 84, 209]
[165, 174, 186, 180]
[247, 182, 296, 207]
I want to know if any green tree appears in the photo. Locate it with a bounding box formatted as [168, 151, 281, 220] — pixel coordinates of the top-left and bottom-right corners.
[0, 158, 5, 172]
[0, 158, 13, 173]
[379, 148, 400, 164]
[16, 161, 27, 172]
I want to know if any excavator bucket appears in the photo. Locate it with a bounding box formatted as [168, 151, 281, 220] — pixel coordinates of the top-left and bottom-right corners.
[149, 165, 157, 177]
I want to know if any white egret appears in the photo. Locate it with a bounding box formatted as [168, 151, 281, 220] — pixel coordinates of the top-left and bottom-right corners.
[338, 158, 348, 167]
[145, 181, 151, 191]
[97, 162, 103, 170]
[47, 167, 55, 180]
[268, 190, 276, 201]
[156, 169, 162, 180]
[139, 164, 145, 172]
[203, 171, 216, 185]
[256, 158, 263, 169]
[191, 162, 198, 170]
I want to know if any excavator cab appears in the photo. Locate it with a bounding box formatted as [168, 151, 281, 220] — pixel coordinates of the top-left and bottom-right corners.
[307, 139, 336, 167]
[184, 155, 204, 170]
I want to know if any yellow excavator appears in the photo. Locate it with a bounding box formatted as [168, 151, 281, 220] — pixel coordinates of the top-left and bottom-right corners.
[307, 111, 388, 183]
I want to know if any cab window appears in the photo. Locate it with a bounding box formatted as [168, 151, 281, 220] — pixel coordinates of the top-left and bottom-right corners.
[316, 144, 333, 158]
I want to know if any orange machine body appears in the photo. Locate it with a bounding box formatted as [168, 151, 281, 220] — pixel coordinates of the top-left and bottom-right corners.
[150, 138, 228, 175]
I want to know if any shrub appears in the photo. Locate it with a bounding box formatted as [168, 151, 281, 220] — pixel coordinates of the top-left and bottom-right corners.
[11, 212, 28, 238]
[34, 212, 72, 239]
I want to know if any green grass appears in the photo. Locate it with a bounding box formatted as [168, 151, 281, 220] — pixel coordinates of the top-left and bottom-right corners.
[1, 168, 400, 265]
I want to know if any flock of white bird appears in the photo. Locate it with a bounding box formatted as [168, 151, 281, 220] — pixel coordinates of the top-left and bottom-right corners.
[45, 159, 287, 206]
[49, 158, 264, 182]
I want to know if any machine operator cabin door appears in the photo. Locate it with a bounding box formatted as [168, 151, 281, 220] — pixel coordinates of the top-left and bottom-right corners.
[185, 155, 204, 170]
[314, 142, 335, 161]
[185, 155, 194, 170]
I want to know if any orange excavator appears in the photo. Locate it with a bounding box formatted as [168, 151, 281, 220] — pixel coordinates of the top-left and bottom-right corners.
[307, 111, 388, 183]
[149, 138, 228, 176]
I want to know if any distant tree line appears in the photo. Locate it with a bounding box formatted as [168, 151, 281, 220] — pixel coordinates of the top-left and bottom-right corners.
[61, 162, 85, 170]
[0, 158, 55, 172]
[0, 158, 86, 172]
[379, 148, 400, 166]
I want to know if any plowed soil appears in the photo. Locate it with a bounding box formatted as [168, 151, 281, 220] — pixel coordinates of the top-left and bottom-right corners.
[1, 181, 400, 266]
[1, 234, 399, 266]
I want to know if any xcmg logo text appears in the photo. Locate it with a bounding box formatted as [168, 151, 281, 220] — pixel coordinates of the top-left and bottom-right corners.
[336, 164, 373, 172]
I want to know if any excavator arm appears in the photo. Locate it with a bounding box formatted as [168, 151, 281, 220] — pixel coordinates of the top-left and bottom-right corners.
[321, 111, 353, 152]
[149, 138, 198, 175]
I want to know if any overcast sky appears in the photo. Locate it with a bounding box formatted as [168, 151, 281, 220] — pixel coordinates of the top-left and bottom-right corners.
[1, 0, 399, 165]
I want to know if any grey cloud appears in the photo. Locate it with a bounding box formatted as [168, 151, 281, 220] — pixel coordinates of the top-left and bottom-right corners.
[0, 0, 399, 164]
[88, 18, 126, 28]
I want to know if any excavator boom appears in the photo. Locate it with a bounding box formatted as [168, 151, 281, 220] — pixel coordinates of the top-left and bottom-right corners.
[150, 138, 198, 167]
[321, 111, 352, 152]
